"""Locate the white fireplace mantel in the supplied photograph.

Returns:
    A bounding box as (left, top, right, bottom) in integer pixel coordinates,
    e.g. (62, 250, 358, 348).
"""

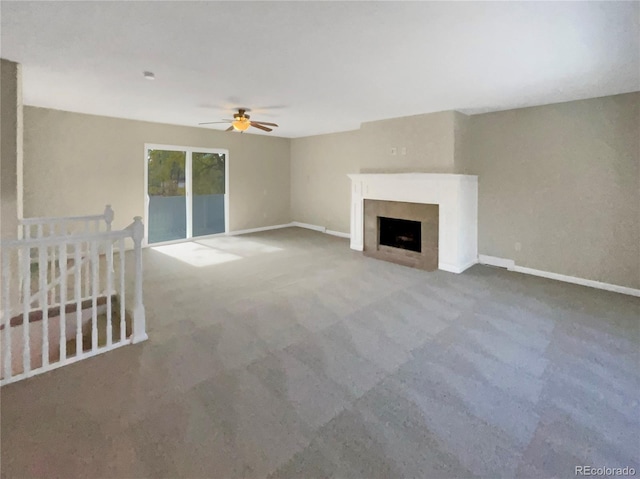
(347, 173, 478, 273)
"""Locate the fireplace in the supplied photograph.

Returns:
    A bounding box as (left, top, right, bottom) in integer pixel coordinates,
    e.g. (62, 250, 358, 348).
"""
(379, 217, 421, 252)
(364, 199, 439, 271)
(348, 173, 478, 273)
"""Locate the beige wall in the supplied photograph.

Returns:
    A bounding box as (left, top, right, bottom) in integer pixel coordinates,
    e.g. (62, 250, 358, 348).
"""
(291, 129, 361, 233)
(1, 58, 23, 240)
(23, 107, 291, 232)
(453, 111, 472, 174)
(21, 93, 640, 289)
(290, 111, 457, 233)
(470, 92, 640, 289)
(1, 58, 23, 309)
(290, 93, 639, 289)
(358, 111, 456, 174)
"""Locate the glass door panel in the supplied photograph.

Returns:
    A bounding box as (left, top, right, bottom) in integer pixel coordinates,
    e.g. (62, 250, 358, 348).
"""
(147, 149, 187, 243)
(192, 152, 226, 237)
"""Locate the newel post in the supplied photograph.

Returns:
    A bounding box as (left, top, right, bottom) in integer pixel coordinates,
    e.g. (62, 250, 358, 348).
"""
(104, 204, 114, 232)
(131, 216, 148, 344)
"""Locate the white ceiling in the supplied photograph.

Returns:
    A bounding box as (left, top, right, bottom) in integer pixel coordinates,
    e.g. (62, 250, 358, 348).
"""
(2, 1, 638, 138)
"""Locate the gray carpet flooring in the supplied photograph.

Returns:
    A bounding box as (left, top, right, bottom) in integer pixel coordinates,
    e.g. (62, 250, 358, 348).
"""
(1, 227, 639, 478)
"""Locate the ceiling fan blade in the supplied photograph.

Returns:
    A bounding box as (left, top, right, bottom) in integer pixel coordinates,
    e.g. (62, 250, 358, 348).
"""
(198, 121, 230, 125)
(250, 122, 272, 132)
(251, 121, 279, 127)
(225, 125, 235, 132)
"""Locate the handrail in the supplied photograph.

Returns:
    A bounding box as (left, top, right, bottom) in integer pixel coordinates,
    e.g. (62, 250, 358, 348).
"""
(1, 228, 131, 248)
(20, 214, 104, 225)
(18, 205, 114, 243)
(19, 205, 114, 226)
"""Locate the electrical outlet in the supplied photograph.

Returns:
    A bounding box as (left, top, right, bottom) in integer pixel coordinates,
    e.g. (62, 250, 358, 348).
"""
(515, 242, 522, 252)
(390, 147, 397, 156)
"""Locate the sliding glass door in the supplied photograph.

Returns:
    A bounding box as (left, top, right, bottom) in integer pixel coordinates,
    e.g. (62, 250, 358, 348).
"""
(192, 152, 226, 237)
(146, 145, 228, 245)
(147, 149, 187, 243)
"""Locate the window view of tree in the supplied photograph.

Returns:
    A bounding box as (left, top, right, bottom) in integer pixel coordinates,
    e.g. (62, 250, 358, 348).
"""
(193, 153, 225, 195)
(148, 150, 186, 196)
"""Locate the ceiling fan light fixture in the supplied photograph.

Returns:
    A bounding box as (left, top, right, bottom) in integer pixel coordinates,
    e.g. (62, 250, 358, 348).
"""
(199, 108, 276, 133)
(232, 118, 250, 131)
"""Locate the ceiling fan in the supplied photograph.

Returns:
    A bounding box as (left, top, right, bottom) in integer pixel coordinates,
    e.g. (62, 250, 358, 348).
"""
(198, 108, 279, 132)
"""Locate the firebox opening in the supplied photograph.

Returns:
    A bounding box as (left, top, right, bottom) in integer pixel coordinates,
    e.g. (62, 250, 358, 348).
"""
(378, 217, 422, 253)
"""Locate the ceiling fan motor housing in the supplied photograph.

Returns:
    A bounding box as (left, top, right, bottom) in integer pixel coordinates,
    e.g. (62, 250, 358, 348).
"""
(234, 109, 249, 120)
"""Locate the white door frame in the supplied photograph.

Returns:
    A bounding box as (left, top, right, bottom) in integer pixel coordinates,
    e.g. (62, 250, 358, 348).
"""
(143, 143, 230, 247)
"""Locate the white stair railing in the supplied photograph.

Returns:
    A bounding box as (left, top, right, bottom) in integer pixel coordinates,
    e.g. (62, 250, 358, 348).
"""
(0, 211, 146, 386)
(17, 205, 114, 307)
(19, 204, 114, 239)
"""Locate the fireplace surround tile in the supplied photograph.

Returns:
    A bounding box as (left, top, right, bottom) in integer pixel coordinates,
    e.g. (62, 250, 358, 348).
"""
(364, 200, 439, 271)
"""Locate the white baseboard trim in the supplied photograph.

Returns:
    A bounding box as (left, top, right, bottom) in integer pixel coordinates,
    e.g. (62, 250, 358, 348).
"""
(478, 254, 515, 269)
(230, 221, 351, 240)
(326, 229, 350, 239)
(511, 265, 640, 297)
(478, 254, 640, 297)
(291, 222, 326, 233)
(291, 222, 351, 239)
(227, 223, 293, 236)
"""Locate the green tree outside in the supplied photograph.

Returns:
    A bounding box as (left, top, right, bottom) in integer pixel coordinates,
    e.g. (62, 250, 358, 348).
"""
(147, 150, 186, 196)
(193, 152, 225, 195)
(147, 150, 225, 196)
